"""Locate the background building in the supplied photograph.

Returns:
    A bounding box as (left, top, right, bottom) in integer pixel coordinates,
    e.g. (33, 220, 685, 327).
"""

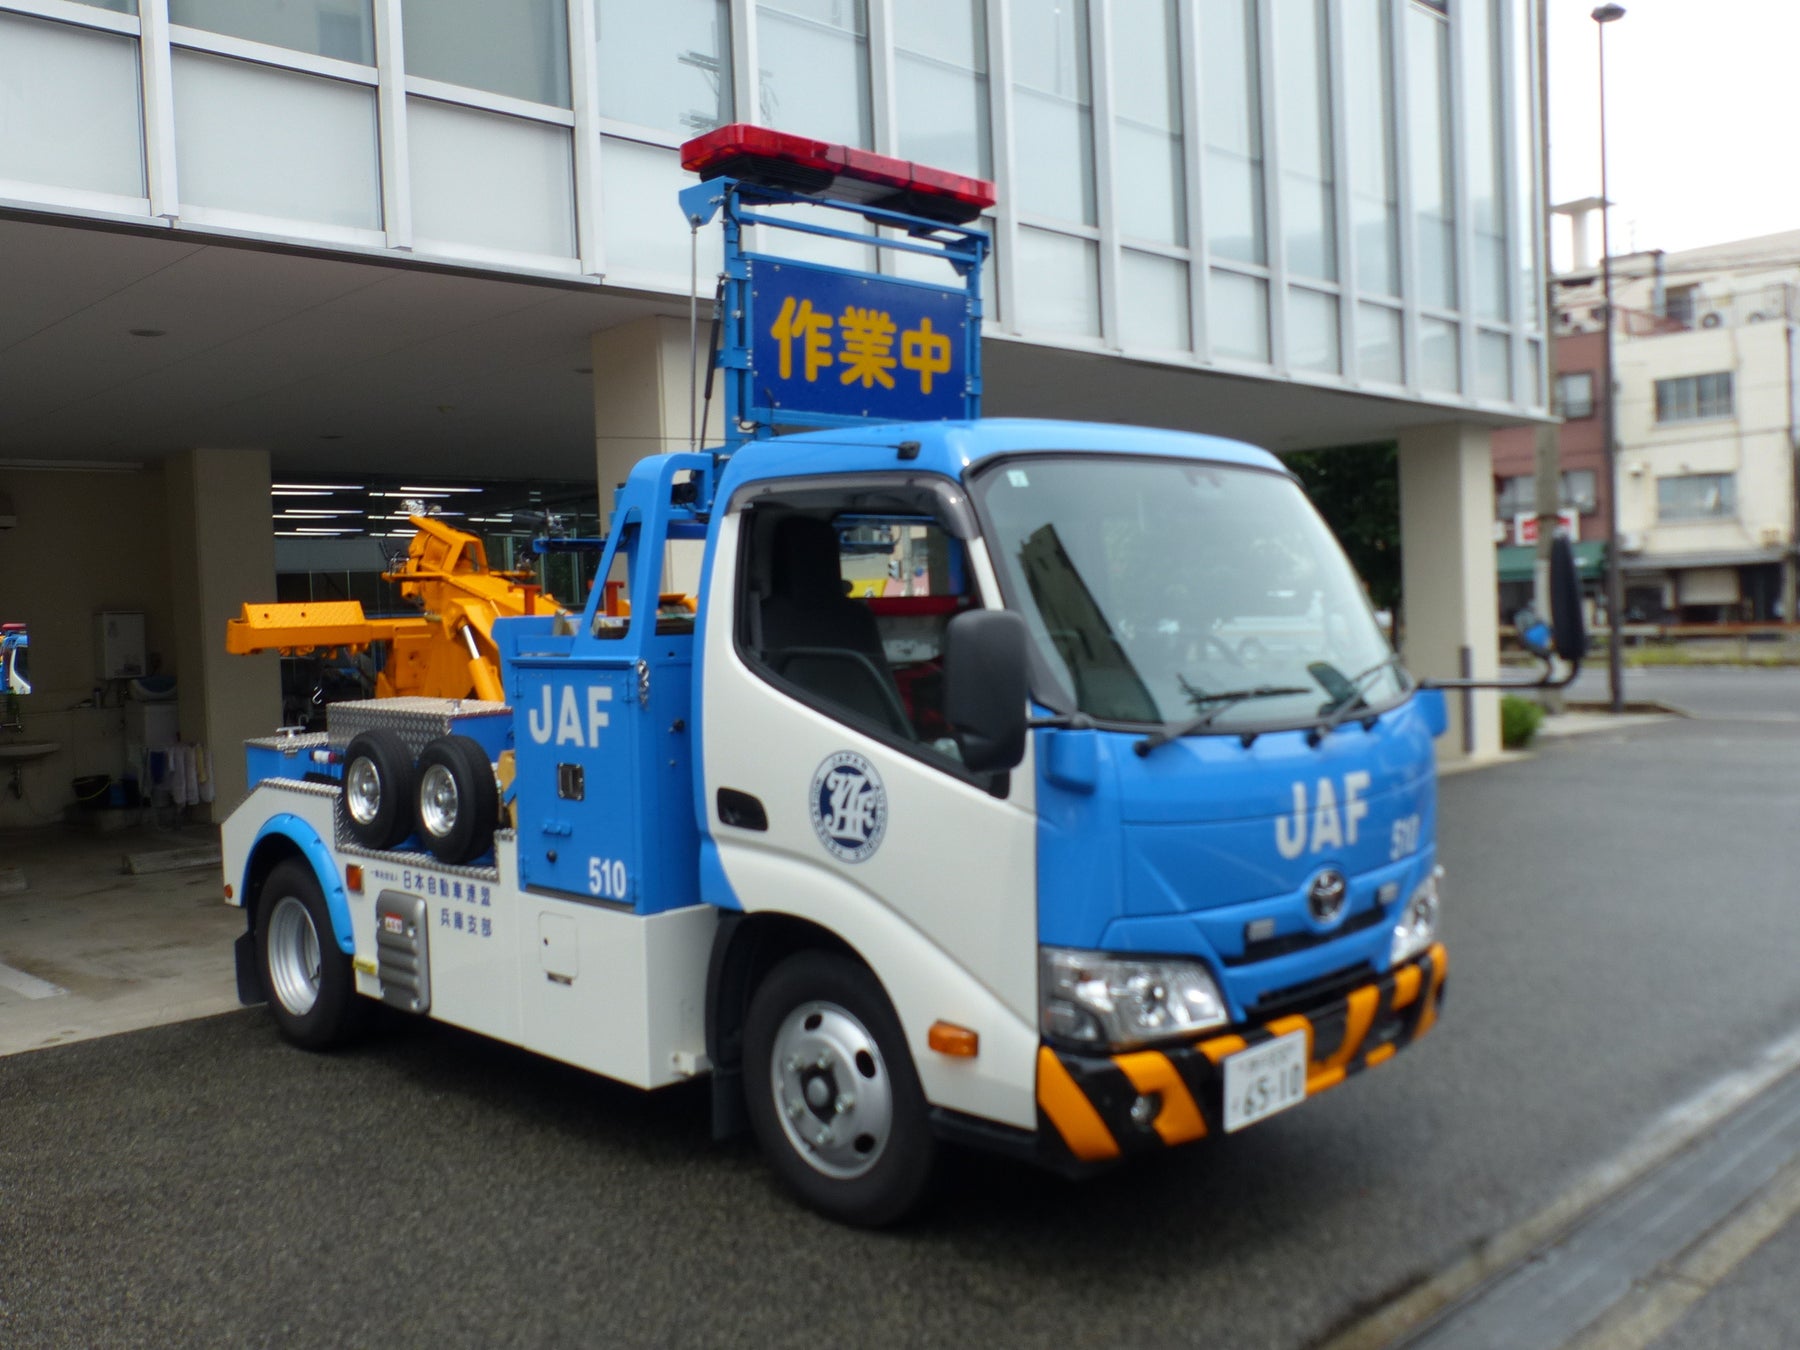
(1608, 231, 1800, 623)
(1489, 322, 1607, 620)
(0, 0, 1551, 826)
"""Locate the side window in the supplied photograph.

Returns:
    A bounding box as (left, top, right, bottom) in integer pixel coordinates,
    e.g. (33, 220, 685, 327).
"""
(738, 502, 977, 754)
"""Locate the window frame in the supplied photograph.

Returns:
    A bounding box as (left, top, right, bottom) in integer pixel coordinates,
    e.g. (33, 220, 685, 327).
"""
(1655, 472, 1738, 522)
(725, 474, 1004, 792)
(1555, 370, 1596, 421)
(1654, 371, 1735, 425)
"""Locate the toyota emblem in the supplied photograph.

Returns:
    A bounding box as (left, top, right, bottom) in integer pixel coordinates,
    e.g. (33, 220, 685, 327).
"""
(1307, 869, 1349, 925)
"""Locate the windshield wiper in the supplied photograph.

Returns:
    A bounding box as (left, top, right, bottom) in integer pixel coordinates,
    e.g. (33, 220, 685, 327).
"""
(1135, 684, 1312, 756)
(1314, 654, 1408, 736)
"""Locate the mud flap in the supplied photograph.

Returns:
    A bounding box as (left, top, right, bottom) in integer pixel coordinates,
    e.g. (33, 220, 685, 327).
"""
(234, 931, 265, 1006)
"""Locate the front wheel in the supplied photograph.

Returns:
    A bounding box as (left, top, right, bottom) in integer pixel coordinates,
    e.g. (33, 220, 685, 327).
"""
(743, 952, 935, 1226)
(255, 858, 366, 1049)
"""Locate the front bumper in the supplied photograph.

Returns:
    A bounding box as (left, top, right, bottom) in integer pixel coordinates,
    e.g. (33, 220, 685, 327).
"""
(1035, 943, 1447, 1166)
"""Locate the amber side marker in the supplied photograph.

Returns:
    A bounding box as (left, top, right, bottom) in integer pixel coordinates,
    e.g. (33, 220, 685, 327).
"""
(223, 883, 234, 900)
(345, 865, 363, 894)
(929, 1021, 979, 1057)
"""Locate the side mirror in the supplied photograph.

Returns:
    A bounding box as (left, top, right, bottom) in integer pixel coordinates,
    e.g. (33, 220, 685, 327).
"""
(1549, 535, 1587, 664)
(943, 610, 1030, 773)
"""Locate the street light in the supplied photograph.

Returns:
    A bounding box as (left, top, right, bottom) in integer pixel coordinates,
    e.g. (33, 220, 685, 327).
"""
(1594, 2, 1626, 715)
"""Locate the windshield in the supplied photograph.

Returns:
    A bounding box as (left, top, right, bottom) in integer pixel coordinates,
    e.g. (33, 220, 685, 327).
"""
(970, 454, 1407, 732)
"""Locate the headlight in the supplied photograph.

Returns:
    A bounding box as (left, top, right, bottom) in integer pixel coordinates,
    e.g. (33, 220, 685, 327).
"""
(1390, 865, 1443, 967)
(1040, 947, 1229, 1049)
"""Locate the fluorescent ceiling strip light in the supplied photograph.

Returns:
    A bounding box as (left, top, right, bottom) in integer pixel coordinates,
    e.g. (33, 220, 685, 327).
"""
(399, 485, 482, 493)
(271, 483, 364, 491)
(270, 489, 334, 497)
(0, 458, 144, 473)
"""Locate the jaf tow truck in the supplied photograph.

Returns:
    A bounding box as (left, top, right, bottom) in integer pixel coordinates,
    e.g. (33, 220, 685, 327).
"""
(221, 126, 1584, 1225)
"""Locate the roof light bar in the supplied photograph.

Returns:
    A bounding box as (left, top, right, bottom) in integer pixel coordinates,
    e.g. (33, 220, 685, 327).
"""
(680, 124, 995, 225)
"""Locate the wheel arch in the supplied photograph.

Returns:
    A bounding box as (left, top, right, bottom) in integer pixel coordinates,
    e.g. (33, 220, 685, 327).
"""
(243, 815, 354, 955)
(706, 910, 868, 1139)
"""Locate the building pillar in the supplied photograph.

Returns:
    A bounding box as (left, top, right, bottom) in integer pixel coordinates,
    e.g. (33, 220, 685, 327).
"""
(1398, 423, 1502, 761)
(592, 314, 724, 593)
(164, 448, 279, 822)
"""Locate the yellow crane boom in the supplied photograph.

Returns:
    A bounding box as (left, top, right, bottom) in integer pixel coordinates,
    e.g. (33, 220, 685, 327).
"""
(226, 516, 566, 702)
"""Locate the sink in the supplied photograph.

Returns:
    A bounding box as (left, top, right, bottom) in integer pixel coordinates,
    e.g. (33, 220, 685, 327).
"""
(0, 741, 59, 762)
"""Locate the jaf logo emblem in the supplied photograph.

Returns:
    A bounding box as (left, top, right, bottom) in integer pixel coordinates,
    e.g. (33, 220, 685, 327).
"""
(809, 751, 887, 863)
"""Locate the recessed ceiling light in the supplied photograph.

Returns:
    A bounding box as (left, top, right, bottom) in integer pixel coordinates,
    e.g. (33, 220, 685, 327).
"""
(128, 328, 167, 338)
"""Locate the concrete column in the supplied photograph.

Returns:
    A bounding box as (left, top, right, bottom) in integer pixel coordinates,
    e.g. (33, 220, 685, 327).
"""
(1398, 422, 1502, 761)
(592, 314, 724, 592)
(164, 448, 280, 821)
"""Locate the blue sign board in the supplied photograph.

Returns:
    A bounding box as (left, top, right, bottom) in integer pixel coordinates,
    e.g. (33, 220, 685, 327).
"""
(747, 259, 971, 426)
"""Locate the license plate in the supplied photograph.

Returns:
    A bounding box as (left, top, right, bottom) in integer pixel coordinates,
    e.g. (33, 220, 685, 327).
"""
(1222, 1030, 1309, 1133)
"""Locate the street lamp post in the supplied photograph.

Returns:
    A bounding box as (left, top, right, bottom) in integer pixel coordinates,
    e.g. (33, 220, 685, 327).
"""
(1594, 2, 1626, 714)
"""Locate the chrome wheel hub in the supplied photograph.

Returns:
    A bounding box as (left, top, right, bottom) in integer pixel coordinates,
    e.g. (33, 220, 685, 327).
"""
(267, 895, 321, 1017)
(771, 1001, 893, 1179)
(345, 757, 382, 826)
(419, 763, 459, 838)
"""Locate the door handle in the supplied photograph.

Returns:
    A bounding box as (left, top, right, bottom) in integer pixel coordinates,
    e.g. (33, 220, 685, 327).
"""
(716, 788, 768, 831)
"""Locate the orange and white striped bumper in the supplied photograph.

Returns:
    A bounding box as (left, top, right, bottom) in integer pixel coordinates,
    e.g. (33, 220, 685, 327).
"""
(1036, 944, 1448, 1166)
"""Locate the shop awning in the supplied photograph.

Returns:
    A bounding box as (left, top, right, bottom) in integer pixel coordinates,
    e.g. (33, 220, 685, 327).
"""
(1495, 541, 1606, 583)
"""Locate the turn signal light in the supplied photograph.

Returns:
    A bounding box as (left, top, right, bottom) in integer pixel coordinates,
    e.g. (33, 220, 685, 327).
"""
(345, 864, 363, 894)
(928, 1021, 980, 1057)
(222, 883, 233, 900)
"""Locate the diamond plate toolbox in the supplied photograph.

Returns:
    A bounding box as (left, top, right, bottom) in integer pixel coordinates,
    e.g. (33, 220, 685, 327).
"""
(326, 697, 512, 761)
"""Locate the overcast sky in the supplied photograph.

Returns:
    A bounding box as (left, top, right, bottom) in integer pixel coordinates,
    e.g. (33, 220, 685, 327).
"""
(1545, 0, 1799, 262)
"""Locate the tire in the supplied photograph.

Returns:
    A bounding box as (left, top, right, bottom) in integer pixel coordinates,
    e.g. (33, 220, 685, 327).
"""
(254, 858, 366, 1049)
(743, 951, 936, 1226)
(341, 728, 414, 850)
(414, 735, 498, 865)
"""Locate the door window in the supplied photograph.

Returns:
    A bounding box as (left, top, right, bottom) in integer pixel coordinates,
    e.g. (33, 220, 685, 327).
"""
(737, 500, 977, 754)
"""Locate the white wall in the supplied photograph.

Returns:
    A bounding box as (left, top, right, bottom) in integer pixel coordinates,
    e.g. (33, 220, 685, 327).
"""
(1614, 322, 1795, 559)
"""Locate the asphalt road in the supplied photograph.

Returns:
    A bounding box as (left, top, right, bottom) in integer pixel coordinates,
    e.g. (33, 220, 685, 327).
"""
(1567, 661, 1800, 721)
(4, 704, 1800, 1349)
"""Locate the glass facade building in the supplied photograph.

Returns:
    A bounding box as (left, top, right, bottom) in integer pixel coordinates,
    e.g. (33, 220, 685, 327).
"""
(0, 0, 1547, 413)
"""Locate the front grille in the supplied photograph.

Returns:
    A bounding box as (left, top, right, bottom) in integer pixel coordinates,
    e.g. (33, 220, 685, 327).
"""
(1249, 962, 1375, 1022)
(1223, 905, 1386, 967)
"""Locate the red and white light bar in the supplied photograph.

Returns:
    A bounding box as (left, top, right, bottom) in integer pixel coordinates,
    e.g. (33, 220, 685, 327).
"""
(680, 124, 995, 226)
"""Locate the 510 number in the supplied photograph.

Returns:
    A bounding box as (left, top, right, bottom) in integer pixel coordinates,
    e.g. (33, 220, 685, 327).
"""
(587, 856, 628, 901)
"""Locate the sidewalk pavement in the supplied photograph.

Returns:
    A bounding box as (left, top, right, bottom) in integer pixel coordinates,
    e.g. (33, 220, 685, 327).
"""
(0, 821, 240, 1057)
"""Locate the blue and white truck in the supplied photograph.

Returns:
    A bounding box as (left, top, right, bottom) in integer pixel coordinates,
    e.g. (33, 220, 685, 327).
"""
(220, 128, 1580, 1225)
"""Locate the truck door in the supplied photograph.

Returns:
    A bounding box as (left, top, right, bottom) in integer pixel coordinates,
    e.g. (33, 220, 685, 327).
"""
(698, 476, 1039, 1129)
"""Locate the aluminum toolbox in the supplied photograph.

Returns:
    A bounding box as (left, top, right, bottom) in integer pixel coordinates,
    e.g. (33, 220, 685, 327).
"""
(325, 697, 512, 762)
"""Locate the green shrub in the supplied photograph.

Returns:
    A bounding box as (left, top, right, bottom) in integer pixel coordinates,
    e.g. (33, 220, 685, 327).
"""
(1500, 694, 1545, 749)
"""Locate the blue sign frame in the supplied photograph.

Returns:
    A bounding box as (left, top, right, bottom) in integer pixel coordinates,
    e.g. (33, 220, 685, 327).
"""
(678, 178, 988, 454)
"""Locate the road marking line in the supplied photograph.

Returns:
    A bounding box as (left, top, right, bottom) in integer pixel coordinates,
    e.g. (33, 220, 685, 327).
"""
(1565, 1156, 1800, 1350)
(1317, 1022, 1800, 1350)
(0, 960, 66, 1000)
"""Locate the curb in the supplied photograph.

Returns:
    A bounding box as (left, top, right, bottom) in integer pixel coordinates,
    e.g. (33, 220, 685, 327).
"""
(1561, 699, 1691, 718)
